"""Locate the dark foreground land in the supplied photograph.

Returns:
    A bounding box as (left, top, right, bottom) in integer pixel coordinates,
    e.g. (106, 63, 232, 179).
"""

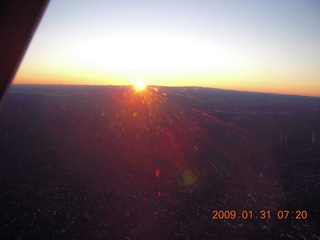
(0, 85, 320, 239)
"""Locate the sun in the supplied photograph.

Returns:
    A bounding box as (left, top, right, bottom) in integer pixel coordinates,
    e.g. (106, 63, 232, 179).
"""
(134, 79, 146, 91)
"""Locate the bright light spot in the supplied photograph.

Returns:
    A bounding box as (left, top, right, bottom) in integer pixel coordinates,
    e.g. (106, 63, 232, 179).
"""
(68, 33, 246, 76)
(134, 79, 146, 91)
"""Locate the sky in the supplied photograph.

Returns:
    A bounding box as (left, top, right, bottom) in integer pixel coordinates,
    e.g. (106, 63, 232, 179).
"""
(13, 0, 320, 96)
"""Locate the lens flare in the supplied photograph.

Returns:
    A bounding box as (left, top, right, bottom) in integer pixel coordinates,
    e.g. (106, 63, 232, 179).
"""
(179, 169, 199, 187)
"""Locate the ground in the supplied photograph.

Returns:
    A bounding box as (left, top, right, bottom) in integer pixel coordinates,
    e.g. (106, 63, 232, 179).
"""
(0, 85, 319, 239)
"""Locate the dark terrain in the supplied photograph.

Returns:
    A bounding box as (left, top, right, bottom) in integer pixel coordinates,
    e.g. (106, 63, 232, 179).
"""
(0, 85, 320, 239)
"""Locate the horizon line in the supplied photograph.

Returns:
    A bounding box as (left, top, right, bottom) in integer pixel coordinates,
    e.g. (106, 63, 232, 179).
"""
(11, 83, 320, 98)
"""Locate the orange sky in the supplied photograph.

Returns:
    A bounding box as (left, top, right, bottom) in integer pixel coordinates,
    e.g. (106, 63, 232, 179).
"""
(13, 0, 320, 97)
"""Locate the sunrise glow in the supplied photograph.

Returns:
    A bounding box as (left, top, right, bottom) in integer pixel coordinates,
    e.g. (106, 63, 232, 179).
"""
(12, 0, 320, 97)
